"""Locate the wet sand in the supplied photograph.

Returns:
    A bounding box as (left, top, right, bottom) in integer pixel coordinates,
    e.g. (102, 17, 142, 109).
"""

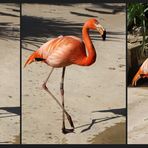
(89, 122, 126, 144)
(22, 3, 126, 144)
(12, 135, 20, 144)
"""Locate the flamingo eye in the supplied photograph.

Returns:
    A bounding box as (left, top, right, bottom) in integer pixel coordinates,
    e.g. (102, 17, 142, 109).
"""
(35, 58, 44, 61)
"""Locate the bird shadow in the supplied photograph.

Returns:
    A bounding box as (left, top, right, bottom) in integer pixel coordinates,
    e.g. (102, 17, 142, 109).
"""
(75, 108, 125, 133)
(77, 116, 121, 133)
(0, 107, 20, 118)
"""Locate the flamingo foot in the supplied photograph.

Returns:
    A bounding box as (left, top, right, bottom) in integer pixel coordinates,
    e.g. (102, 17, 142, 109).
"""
(42, 83, 48, 90)
(62, 127, 74, 134)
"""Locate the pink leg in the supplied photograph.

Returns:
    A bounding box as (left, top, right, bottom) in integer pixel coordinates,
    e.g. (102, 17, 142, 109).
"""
(42, 67, 74, 134)
(43, 67, 54, 86)
(60, 67, 74, 134)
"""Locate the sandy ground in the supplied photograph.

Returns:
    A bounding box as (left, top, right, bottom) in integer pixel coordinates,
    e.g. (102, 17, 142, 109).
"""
(0, 4, 20, 144)
(22, 3, 126, 144)
(128, 86, 148, 144)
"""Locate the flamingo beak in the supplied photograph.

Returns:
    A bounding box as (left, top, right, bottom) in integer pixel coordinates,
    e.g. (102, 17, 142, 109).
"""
(24, 59, 35, 68)
(96, 24, 106, 41)
(24, 54, 36, 68)
(102, 30, 106, 41)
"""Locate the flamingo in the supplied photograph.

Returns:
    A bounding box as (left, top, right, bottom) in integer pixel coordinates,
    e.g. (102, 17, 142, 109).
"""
(24, 18, 106, 134)
(132, 58, 148, 86)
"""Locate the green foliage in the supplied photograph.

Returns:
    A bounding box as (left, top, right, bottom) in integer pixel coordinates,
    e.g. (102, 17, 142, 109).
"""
(127, 3, 148, 57)
(127, 3, 145, 28)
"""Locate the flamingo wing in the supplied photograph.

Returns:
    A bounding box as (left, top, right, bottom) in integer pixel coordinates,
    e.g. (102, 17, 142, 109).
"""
(24, 35, 87, 68)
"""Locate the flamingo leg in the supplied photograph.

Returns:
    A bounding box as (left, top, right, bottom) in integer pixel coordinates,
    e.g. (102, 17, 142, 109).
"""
(43, 67, 54, 85)
(42, 67, 74, 134)
(60, 67, 74, 134)
(61, 67, 66, 132)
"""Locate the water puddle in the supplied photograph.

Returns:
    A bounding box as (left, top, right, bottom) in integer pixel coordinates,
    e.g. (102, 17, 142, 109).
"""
(12, 135, 20, 144)
(89, 122, 126, 144)
(0, 135, 20, 144)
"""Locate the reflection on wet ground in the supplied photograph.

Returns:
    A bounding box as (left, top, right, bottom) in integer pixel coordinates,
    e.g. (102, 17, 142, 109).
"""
(12, 135, 20, 144)
(88, 122, 125, 144)
(0, 135, 20, 144)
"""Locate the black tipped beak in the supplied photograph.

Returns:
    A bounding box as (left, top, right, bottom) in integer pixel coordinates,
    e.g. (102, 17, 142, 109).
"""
(102, 30, 106, 41)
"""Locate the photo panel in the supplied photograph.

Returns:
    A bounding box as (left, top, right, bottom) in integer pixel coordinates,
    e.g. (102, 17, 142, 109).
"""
(0, 2, 20, 144)
(22, 1, 126, 144)
(127, 2, 148, 144)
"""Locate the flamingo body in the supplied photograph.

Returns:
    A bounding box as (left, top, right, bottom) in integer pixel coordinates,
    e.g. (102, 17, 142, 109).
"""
(132, 58, 148, 86)
(35, 35, 87, 67)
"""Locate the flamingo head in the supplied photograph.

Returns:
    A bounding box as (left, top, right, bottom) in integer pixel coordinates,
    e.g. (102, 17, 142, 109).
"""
(24, 51, 44, 68)
(85, 18, 106, 40)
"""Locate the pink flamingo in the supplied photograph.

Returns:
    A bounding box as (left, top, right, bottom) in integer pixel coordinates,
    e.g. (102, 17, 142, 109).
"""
(132, 58, 148, 86)
(24, 18, 106, 134)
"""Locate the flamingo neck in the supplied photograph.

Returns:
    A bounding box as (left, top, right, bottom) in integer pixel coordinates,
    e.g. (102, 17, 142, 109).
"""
(81, 24, 96, 66)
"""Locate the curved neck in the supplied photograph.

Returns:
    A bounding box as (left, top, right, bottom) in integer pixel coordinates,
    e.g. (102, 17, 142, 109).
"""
(81, 24, 96, 66)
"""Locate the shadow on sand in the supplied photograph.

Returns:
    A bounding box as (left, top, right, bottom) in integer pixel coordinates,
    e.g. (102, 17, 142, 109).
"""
(22, 15, 107, 51)
(22, 1, 125, 49)
(0, 107, 20, 118)
(0, 22, 19, 41)
(0, 3, 20, 41)
(75, 108, 125, 133)
(22, 15, 124, 51)
(22, 0, 125, 13)
(92, 108, 126, 116)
